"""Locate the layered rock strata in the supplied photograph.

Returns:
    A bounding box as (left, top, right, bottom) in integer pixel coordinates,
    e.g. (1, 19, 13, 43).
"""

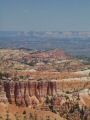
(1, 80, 57, 106)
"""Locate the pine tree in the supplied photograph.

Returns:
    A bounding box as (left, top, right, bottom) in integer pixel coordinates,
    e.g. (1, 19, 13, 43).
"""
(34, 113, 37, 120)
(15, 112, 19, 120)
(0, 114, 3, 120)
(29, 113, 33, 120)
(5, 111, 11, 120)
(23, 110, 27, 120)
(46, 116, 50, 120)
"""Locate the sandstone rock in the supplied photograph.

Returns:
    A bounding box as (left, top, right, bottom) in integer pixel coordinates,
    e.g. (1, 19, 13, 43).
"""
(2, 80, 57, 107)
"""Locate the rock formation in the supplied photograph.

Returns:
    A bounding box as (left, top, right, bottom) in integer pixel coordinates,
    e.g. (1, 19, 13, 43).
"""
(0, 78, 90, 107)
(0, 80, 57, 106)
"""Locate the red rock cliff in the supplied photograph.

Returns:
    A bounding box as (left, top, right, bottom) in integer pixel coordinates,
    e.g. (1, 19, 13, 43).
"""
(2, 80, 57, 106)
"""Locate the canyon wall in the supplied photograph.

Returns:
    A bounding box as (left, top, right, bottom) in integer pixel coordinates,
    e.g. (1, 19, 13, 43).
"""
(2, 80, 57, 106)
(0, 79, 90, 107)
(57, 79, 90, 92)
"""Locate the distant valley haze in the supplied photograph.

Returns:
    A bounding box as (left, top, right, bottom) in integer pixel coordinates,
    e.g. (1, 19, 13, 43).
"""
(0, 31, 90, 57)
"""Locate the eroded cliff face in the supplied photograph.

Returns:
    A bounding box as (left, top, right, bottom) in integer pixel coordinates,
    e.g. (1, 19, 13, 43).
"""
(1, 78, 90, 107)
(57, 79, 90, 92)
(2, 80, 57, 106)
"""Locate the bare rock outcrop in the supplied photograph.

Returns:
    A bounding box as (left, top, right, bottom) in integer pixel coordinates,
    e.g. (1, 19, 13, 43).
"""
(1, 80, 57, 106)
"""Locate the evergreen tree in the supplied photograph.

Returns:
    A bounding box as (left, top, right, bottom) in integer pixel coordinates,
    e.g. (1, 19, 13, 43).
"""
(29, 113, 33, 120)
(5, 111, 11, 120)
(0, 114, 3, 120)
(15, 112, 19, 120)
(34, 113, 37, 120)
(46, 116, 50, 120)
(22, 110, 27, 120)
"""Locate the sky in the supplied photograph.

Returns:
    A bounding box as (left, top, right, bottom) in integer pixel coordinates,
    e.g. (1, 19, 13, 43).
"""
(0, 0, 90, 31)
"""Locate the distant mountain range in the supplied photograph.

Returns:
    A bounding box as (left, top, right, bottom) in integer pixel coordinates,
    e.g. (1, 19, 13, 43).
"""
(1, 31, 90, 38)
(0, 31, 90, 57)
